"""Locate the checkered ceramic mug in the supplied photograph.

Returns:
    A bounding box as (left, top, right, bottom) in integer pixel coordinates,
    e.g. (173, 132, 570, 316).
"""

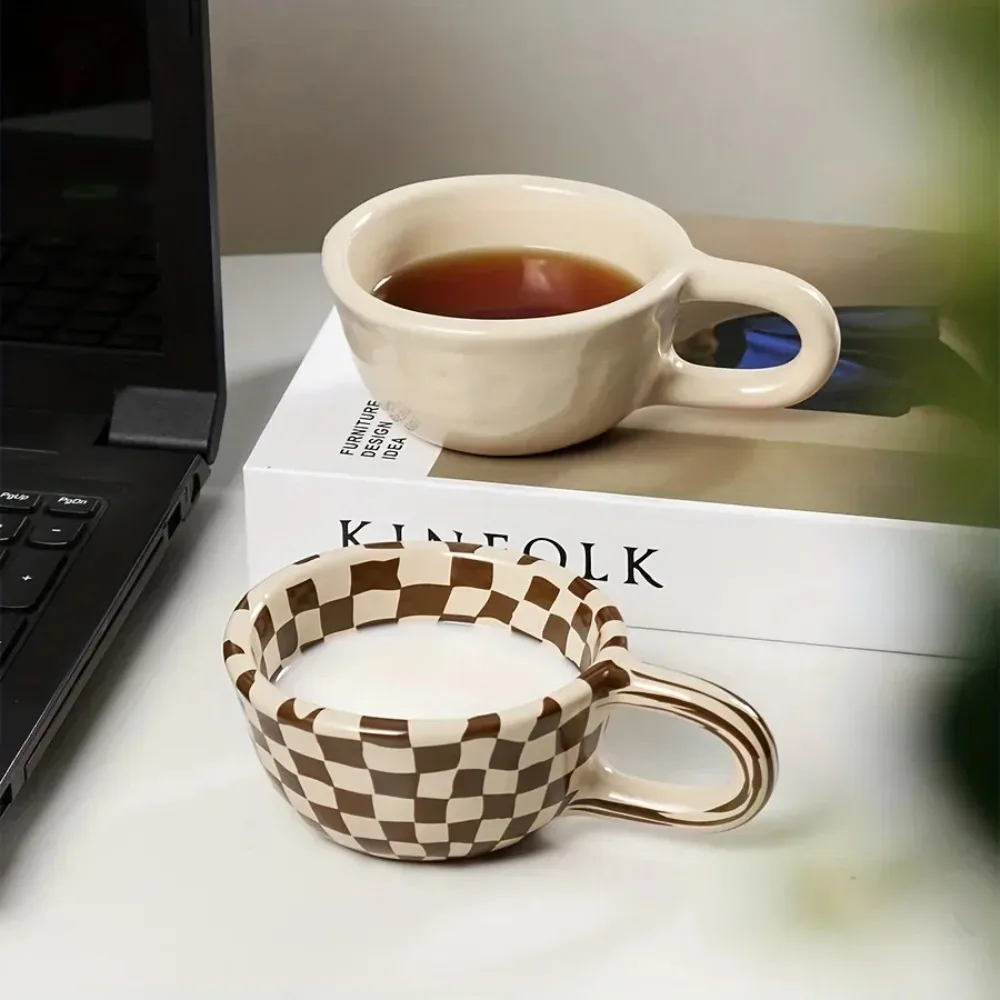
(224, 541, 777, 861)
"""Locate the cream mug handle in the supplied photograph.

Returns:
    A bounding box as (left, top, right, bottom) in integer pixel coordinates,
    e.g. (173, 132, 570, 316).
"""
(570, 657, 777, 831)
(647, 250, 841, 408)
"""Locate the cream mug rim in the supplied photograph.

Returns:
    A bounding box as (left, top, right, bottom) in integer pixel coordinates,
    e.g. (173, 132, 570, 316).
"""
(320, 174, 693, 343)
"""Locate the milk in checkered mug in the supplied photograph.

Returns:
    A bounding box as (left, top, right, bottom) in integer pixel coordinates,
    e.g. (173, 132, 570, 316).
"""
(321, 174, 841, 457)
(224, 542, 776, 861)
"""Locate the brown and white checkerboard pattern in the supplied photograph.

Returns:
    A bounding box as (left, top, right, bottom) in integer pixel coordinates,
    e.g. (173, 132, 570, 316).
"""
(224, 541, 776, 860)
(223, 541, 633, 860)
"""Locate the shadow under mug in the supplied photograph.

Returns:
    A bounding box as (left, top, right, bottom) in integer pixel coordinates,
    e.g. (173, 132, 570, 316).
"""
(224, 541, 777, 861)
(322, 174, 841, 456)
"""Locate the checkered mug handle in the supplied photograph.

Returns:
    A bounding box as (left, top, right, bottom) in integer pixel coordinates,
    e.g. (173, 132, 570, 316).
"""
(569, 659, 777, 831)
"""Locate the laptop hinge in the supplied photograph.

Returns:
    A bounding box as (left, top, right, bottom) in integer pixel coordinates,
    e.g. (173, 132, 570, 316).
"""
(108, 385, 217, 455)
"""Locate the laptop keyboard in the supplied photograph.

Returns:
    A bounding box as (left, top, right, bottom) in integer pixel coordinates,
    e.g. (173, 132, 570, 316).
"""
(0, 489, 105, 676)
(0, 234, 163, 353)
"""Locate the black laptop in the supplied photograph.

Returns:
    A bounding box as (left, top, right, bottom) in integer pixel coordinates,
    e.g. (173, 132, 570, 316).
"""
(0, 0, 223, 820)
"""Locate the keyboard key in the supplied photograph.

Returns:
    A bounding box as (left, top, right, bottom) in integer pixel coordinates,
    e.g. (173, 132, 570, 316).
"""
(0, 485, 102, 660)
(0, 549, 65, 610)
(46, 495, 99, 517)
(17, 307, 66, 332)
(28, 519, 84, 548)
(69, 254, 110, 275)
(67, 314, 118, 334)
(83, 293, 129, 316)
(0, 516, 26, 543)
(50, 271, 95, 291)
(56, 329, 105, 347)
(0, 614, 26, 663)
(1, 285, 26, 309)
(28, 289, 78, 311)
(91, 237, 132, 255)
(105, 274, 154, 297)
(13, 247, 48, 268)
(3, 264, 45, 287)
(0, 491, 39, 512)
(35, 234, 77, 250)
(127, 313, 162, 331)
(135, 294, 160, 319)
(35, 245, 73, 265)
(122, 258, 158, 277)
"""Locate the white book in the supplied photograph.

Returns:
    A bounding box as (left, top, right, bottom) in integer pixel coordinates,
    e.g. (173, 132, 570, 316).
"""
(244, 309, 995, 659)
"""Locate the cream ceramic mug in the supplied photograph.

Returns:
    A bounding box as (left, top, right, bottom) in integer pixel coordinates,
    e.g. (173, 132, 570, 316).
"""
(322, 175, 841, 456)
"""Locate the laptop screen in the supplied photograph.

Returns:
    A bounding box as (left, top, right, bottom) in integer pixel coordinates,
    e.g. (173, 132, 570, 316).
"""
(1, 0, 163, 354)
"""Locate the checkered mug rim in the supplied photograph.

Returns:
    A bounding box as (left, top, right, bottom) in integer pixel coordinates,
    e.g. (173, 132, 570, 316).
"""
(224, 541, 629, 734)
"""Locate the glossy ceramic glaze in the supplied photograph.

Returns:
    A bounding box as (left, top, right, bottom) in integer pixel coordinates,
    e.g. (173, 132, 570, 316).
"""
(224, 541, 777, 861)
(322, 175, 841, 456)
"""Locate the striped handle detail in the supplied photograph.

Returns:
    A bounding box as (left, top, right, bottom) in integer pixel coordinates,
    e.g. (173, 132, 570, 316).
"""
(569, 659, 777, 831)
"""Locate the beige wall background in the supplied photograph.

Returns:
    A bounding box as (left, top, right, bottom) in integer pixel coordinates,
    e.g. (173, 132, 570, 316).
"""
(209, 0, 937, 255)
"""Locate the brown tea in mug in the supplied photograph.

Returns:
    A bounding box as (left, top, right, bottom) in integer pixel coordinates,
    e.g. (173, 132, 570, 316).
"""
(373, 248, 642, 320)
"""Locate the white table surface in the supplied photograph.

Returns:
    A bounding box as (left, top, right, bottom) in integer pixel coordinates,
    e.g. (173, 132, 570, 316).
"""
(1, 255, 996, 1000)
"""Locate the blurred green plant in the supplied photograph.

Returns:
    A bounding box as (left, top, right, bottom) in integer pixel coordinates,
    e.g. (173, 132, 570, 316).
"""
(897, 0, 998, 408)
(895, 0, 998, 851)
